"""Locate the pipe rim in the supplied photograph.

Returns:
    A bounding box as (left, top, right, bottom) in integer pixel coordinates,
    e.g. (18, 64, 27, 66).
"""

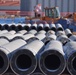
(67, 52, 76, 75)
(39, 50, 66, 75)
(10, 49, 37, 75)
(0, 50, 9, 74)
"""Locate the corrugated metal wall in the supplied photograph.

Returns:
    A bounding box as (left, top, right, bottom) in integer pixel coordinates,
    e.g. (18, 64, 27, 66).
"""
(20, 0, 76, 15)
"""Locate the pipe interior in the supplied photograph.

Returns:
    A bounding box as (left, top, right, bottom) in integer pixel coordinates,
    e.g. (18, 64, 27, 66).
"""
(31, 26, 36, 30)
(38, 27, 43, 31)
(0, 25, 2, 30)
(44, 27, 49, 31)
(44, 54, 61, 70)
(0, 55, 4, 68)
(4, 25, 9, 30)
(17, 25, 23, 31)
(72, 56, 76, 71)
(16, 54, 32, 69)
(57, 28, 63, 31)
(67, 34, 72, 38)
(11, 25, 16, 30)
(51, 28, 56, 32)
(24, 26, 29, 31)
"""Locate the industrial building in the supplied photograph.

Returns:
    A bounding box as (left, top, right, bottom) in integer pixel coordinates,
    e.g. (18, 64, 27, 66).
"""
(20, 0, 76, 16)
(0, 0, 76, 16)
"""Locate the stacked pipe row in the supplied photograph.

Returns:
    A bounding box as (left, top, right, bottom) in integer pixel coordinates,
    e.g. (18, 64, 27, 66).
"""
(0, 23, 76, 75)
(0, 23, 63, 32)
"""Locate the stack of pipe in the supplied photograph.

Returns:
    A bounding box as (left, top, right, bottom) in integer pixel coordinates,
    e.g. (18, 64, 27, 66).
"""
(0, 39, 27, 74)
(0, 23, 76, 75)
(10, 40, 44, 75)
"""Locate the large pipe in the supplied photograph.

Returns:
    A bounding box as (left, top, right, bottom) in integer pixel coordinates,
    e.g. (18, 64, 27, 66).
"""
(12, 33, 35, 42)
(0, 30, 8, 35)
(37, 30, 46, 34)
(39, 40, 66, 75)
(46, 30, 55, 37)
(3, 24, 10, 30)
(0, 39, 27, 74)
(10, 40, 44, 75)
(57, 34, 69, 45)
(0, 38, 9, 46)
(35, 33, 46, 41)
(28, 30, 37, 35)
(69, 35, 76, 41)
(56, 31, 65, 37)
(16, 24, 23, 31)
(23, 23, 31, 31)
(10, 24, 17, 31)
(0, 24, 3, 30)
(8, 30, 16, 35)
(18, 30, 27, 35)
(50, 23, 56, 31)
(37, 24, 43, 31)
(31, 23, 37, 30)
(64, 41, 76, 75)
(56, 23, 64, 31)
(65, 29, 72, 37)
(44, 23, 50, 31)
(0, 33, 23, 41)
(43, 34, 57, 45)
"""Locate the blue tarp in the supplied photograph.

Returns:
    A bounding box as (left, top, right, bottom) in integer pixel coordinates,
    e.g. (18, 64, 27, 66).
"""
(0, 17, 25, 24)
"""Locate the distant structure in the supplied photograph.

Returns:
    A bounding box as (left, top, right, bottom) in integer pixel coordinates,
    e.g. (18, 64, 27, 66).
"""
(0, 0, 20, 16)
(20, 0, 76, 16)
